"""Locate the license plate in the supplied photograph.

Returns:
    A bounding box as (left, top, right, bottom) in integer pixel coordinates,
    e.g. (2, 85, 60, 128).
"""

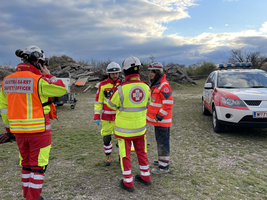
(253, 111, 267, 118)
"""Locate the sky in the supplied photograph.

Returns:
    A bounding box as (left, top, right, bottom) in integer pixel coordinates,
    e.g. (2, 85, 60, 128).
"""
(0, 0, 267, 67)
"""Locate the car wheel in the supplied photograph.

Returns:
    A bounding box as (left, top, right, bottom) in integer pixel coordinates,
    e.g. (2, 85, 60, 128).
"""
(202, 98, 210, 115)
(212, 107, 225, 133)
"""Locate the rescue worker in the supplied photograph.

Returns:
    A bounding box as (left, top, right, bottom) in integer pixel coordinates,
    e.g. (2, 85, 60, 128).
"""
(94, 62, 121, 166)
(0, 45, 67, 200)
(146, 62, 173, 174)
(107, 56, 151, 192)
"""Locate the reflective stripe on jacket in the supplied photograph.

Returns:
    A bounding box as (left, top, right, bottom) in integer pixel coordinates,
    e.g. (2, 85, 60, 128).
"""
(107, 76, 150, 139)
(2, 71, 45, 133)
(146, 74, 173, 127)
(0, 63, 67, 134)
(94, 77, 121, 121)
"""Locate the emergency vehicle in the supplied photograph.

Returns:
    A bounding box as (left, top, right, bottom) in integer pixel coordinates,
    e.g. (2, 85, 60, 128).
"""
(202, 62, 267, 133)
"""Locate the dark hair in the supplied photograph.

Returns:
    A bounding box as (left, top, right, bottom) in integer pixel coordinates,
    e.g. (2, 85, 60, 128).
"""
(151, 70, 161, 77)
(124, 66, 140, 76)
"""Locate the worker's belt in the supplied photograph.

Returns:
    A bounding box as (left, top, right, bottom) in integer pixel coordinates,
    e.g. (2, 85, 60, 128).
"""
(22, 165, 48, 174)
(42, 100, 52, 107)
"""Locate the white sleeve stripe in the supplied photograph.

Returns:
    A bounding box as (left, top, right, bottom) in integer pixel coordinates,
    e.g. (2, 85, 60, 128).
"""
(159, 109, 168, 116)
(162, 100, 173, 104)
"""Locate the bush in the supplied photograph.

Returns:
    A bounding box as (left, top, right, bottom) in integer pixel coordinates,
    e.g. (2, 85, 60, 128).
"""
(193, 61, 216, 76)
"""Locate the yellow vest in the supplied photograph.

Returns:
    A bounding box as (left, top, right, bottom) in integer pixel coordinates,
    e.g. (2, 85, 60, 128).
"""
(108, 79, 150, 139)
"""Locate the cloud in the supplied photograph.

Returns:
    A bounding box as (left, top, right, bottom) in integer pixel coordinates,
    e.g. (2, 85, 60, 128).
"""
(225, 24, 228, 26)
(260, 22, 267, 33)
(0, 0, 266, 67)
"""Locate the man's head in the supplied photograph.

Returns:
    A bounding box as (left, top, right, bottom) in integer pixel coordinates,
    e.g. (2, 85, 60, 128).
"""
(106, 62, 121, 81)
(15, 45, 47, 69)
(148, 62, 164, 81)
(15, 45, 49, 75)
(122, 56, 141, 76)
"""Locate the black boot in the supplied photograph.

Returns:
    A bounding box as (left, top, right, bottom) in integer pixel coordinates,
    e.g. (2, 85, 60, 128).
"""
(135, 174, 151, 185)
(119, 179, 134, 192)
(38, 196, 53, 200)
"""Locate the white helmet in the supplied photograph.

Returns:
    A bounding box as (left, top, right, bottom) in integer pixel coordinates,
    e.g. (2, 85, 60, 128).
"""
(148, 62, 163, 72)
(24, 45, 45, 62)
(122, 56, 141, 70)
(106, 62, 121, 73)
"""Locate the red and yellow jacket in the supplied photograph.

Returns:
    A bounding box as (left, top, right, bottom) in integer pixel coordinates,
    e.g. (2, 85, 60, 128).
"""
(107, 74, 150, 139)
(0, 63, 67, 134)
(146, 74, 173, 127)
(94, 77, 121, 121)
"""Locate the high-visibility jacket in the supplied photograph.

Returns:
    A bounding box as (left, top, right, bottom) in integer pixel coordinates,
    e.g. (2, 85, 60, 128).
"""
(146, 74, 173, 127)
(0, 63, 67, 134)
(94, 77, 121, 121)
(107, 74, 150, 139)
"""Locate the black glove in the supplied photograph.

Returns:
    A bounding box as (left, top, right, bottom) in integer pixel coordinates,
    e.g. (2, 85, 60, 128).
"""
(0, 133, 16, 144)
(155, 114, 164, 122)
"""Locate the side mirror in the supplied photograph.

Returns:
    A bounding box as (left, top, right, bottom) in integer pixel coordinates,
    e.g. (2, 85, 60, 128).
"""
(204, 83, 213, 89)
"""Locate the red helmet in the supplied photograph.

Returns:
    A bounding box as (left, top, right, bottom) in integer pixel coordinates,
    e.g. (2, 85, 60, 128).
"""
(148, 62, 163, 72)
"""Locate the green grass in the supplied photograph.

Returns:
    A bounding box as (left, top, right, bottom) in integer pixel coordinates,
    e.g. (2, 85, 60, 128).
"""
(1, 79, 267, 199)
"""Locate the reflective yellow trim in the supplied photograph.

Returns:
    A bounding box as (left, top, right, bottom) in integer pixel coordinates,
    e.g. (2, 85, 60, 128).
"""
(118, 139, 126, 171)
(11, 127, 45, 132)
(9, 118, 44, 122)
(144, 135, 147, 153)
(26, 93, 33, 119)
(19, 153, 23, 166)
(38, 145, 51, 167)
(9, 118, 45, 132)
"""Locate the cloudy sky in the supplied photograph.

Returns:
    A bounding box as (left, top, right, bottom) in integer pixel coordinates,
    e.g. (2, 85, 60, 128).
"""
(1, 0, 267, 67)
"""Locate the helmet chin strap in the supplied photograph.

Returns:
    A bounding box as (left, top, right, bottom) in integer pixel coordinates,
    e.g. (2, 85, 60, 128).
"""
(28, 58, 41, 70)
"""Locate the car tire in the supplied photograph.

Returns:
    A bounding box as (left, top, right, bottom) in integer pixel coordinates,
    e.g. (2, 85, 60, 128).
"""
(202, 98, 210, 115)
(212, 107, 225, 133)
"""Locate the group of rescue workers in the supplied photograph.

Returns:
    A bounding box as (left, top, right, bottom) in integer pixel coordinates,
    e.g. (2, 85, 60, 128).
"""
(0, 45, 173, 199)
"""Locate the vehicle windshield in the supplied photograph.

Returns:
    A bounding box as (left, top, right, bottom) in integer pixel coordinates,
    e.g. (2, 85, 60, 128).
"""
(217, 71, 267, 88)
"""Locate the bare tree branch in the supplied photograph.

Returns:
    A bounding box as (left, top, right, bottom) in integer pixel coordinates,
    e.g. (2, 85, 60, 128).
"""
(228, 48, 267, 69)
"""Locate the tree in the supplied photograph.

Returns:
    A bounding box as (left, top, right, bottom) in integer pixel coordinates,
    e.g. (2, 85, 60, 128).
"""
(193, 61, 216, 76)
(186, 64, 198, 76)
(228, 48, 267, 69)
(149, 55, 155, 63)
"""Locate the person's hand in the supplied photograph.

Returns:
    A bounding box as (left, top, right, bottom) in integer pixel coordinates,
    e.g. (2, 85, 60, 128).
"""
(40, 64, 50, 76)
(0, 133, 15, 144)
(94, 120, 100, 126)
(155, 114, 163, 122)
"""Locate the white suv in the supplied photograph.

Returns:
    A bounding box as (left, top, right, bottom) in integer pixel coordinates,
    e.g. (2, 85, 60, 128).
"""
(202, 63, 267, 133)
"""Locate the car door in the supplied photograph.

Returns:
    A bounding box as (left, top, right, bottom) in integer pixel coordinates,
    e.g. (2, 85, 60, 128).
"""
(203, 72, 216, 111)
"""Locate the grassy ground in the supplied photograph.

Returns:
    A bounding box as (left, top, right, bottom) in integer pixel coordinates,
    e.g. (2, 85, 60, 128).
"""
(1, 79, 267, 200)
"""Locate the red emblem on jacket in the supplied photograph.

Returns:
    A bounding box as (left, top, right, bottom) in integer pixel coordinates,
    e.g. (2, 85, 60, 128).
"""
(130, 86, 145, 104)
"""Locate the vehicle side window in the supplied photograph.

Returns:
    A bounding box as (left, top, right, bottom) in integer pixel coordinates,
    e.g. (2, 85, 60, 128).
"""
(206, 72, 215, 88)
